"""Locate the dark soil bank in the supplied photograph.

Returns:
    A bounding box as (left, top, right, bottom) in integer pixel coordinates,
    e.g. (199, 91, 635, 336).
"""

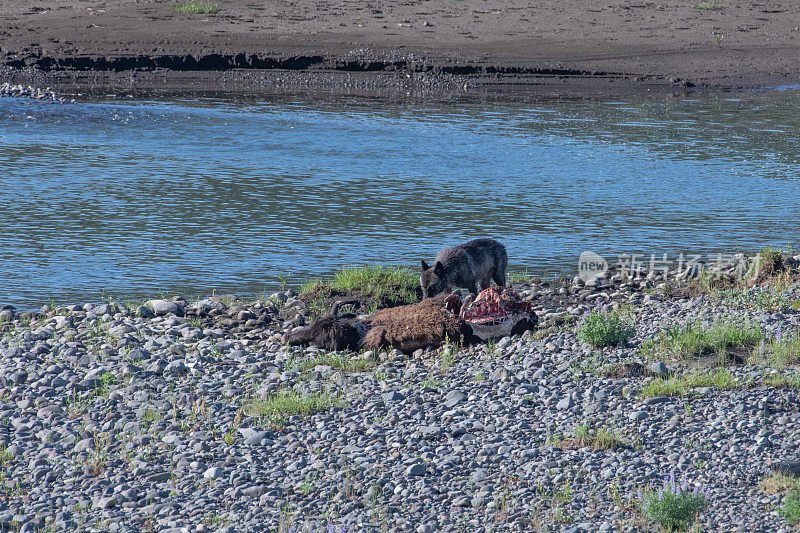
(2, 0, 800, 96)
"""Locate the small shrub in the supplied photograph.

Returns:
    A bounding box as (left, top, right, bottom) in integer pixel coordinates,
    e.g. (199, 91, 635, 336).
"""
(781, 490, 800, 526)
(639, 473, 708, 531)
(172, 0, 219, 14)
(576, 309, 635, 347)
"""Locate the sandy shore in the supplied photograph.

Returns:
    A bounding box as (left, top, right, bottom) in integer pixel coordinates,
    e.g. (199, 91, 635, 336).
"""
(2, 0, 800, 96)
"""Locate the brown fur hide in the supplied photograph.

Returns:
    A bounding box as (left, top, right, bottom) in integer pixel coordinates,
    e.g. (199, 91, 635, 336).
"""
(286, 301, 362, 351)
(361, 294, 472, 354)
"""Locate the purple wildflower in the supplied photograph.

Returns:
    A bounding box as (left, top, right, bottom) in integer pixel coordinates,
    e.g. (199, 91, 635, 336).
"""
(777, 323, 782, 343)
(760, 339, 765, 355)
(658, 489, 664, 500)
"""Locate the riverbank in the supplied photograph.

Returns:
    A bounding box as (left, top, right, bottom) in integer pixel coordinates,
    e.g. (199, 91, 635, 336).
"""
(1, 254, 800, 531)
(2, 0, 800, 97)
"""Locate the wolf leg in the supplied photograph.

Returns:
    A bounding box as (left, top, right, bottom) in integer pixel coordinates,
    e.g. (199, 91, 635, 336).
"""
(492, 269, 506, 287)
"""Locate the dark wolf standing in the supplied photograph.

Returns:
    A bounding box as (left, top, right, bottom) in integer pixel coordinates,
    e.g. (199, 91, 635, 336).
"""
(420, 238, 508, 298)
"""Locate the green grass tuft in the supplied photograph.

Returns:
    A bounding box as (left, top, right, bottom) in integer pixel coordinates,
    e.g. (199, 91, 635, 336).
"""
(761, 472, 800, 494)
(751, 331, 800, 368)
(507, 270, 533, 283)
(285, 351, 378, 373)
(420, 378, 444, 388)
(568, 424, 627, 450)
(640, 369, 744, 398)
(0, 444, 13, 466)
(781, 491, 800, 526)
(696, 0, 723, 9)
(301, 265, 420, 310)
(762, 373, 800, 389)
(576, 310, 635, 348)
(645, 320, 762, 360)
(172, 0, 219, 13)
(249, 390, 343, 420)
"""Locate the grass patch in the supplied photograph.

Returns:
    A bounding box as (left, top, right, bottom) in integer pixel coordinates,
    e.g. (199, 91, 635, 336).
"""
(286, 351, 378, 373)
(696, 0, 723, 9)
(576, 309, 635, 348)
(507, 270, 533, 283)
(751, 329, 800, 368)
(639, 474, 708, 532)
(750, 246, 784, 278)
(551, 424, 627, 450)
(0, 445, 13, 466)
(301, 265, 420, 312)
(420, 378, 444, 388)
(639, 369, 744, 398)
(714, 269, 798, 310)
(249, 390, 343, 420)
(644, 320, 762, 361)
(762, 373, 800, 389)
(760, 472, 800, 495)
(781, 491, 800, 526)
(172, 0, 219, 14)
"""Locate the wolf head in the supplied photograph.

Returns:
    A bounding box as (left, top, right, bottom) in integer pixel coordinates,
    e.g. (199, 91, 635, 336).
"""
(420, 260, 448, 299)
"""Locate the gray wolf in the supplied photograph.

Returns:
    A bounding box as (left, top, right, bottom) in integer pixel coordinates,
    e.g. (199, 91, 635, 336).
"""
(420, 238, 507, 298)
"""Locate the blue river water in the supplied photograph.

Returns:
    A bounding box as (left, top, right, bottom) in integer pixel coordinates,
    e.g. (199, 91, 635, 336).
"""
(1, 91, 799, 309)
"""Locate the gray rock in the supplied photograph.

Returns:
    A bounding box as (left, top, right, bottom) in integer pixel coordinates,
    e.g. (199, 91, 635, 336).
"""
(74, 438, 94, 453)
(649, 361, 668, 376)
(147, 299, 185, 317)
(204, 467, 222, 479)
(136, 305, 155, 318)
(406, 463, 426, 476)
(444, 390, 465, 408)
(556, 396, 574, 410)
(383, 391, 404, 402)
(244, 431, 270, 446)
(164, 360, 187, 375)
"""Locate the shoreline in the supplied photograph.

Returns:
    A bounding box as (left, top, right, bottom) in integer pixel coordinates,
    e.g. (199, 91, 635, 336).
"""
(3, 1, 800, 98)
(0, 65, 700, 101)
